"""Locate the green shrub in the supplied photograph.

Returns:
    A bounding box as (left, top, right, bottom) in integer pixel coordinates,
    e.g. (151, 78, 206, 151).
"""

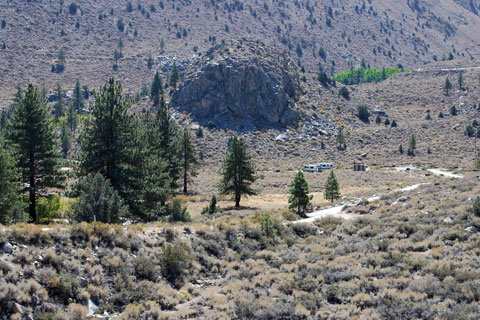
(37, 195, 61, 223)
(167, 199, 191, 222)
(160, 243, 192, 287)
(338, 86, 349, 100)
(357, 105, 370, 122)
(334, 66, 407, 85)
(71, 173, 129, 223)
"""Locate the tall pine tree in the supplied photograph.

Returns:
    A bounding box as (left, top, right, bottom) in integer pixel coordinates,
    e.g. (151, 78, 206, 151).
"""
(288, 171, 312, 218)
(53, 84, 65, 121)
(169, 62, 180, 89)
(180, 127, 200, 193)
(72, 79, 83, 114)
(155, 96, 181, 198)
(219, 136, 257, 207)
(8, 84, 64, 222)
(324, 171, 340, 203)
(79, 78, 139, 213)
(150, 71, 164, 106)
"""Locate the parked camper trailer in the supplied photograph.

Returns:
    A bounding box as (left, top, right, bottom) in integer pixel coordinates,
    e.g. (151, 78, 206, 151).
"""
(302, 165, 318, 173)
(315, 163, 334, 170)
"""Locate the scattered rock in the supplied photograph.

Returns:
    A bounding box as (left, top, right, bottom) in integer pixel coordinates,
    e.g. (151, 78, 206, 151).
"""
(443, 217, 453, 223)
(275, 133, 288, 142)
(465, 226, 479, 233)
(12, 303, 25, 315)
(2, 242, 13, 253)
(392, 196, 410, 205)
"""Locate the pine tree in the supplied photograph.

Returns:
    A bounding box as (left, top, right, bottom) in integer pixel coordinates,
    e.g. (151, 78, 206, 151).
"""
(443, 77, 452, 96)
(391, 119, 397, 128)
(180, 128, 200, 193)
(60, 121, 72, 158)
(150, 72, 164, 106)
(137, 112, 172, 218)
(457, 71, 464, 89)
(219, 136, 257, 207)
(72, 79, 83, 114)
(288, 171, 313, 218)
(475, 151, 480, 170)
(0, 136, 23, 224)
(8, 84, 64, 222)
(169, 62, 180, 89)
(79, 78, 139, 214)
(324, 171, 340, 203)
(67, 101, 78, 131)
(407, 134, 416, 156)
(375, 115, 382, 124)
(155, 96, 181, 196)
(399, 144, 404, 154)
(53, 84, 65, 121)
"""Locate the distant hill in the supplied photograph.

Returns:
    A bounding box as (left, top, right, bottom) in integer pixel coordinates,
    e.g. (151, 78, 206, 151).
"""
(1, 0, 480, 108)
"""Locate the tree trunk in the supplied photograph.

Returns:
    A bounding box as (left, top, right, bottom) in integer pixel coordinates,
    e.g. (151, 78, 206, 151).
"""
(235, 188, 241, 207)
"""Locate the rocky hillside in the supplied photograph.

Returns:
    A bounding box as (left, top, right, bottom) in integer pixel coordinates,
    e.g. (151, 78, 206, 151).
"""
(2, 0, 480, 107)
(170, 40, 301, 130)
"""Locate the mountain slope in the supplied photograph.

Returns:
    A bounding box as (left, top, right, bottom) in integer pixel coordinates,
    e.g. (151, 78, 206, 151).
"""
(1, 0, 480, 107)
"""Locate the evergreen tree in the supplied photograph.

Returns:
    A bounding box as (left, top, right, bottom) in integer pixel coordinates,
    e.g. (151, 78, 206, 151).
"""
(180, 128, 200, 193)
(8, 84, 64, 222)
(53, 84, 65, 121)
(79, 78, 139, 214)
(407, 134, 416, 156)
(288, 171, 313, 218)
(391, 119, 397, 128)
(426, 113, 432, 120)
(450, 105, 457, 116)
(60, 121, 72, 158)
(375, 115, 382, 124)
(72, 79, 83, 114)
(67, 101, 78, 131)
(457, 71, 464, 89)
(399, 144, 404, 154)
(137, 112, 172, 218)
(72, 172, 129, 223)
(0, 136, 23, 224)
(169, 62, 180, 89)
(219, 136, 257, 207)
(155, 96, 181, 196)
(443, 77, 452, 96)
(324, 171, 340, 202)
(385, 118, 390, 126)
(150, 71, 164, 106)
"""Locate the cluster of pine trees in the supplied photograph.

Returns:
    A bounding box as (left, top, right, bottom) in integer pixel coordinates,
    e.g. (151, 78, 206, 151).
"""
(0, 77, 200, 224)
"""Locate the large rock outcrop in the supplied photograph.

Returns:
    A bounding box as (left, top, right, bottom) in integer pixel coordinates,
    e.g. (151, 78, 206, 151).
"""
(169, 40, 302, 130)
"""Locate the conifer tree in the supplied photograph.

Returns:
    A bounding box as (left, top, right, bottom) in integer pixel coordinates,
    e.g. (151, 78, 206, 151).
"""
(180, 128, 200, 193)
(457, 71, 464, 89)
(137, 112, 172, 218)
(375, 115, 382, 124)
(60, 121, 72, 158)
(288, 171, 313, 218)
(53, 84, 65, 121)
(67, 101, 78, 131)
(0, 136, 23, 224)
(407, 134, 416, 156)
(443, 77, 452, 96)
(219, 136, 257, 207)
(72, 79, 83, 114)
(150, 71, 164, 106)
(155, 96, 181, 196)
(324, 171, 340, 203)
(8, 84, 64, 222)
(169, 62, 180, 89)
(79, 78, 139, 212)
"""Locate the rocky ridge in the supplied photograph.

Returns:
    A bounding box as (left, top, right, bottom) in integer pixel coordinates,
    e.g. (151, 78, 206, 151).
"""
(170, 40, 302, 130)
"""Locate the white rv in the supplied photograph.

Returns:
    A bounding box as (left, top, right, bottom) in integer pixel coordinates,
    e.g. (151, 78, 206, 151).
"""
(302, 165, 318, 173)
(315, 163, 334, 170)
